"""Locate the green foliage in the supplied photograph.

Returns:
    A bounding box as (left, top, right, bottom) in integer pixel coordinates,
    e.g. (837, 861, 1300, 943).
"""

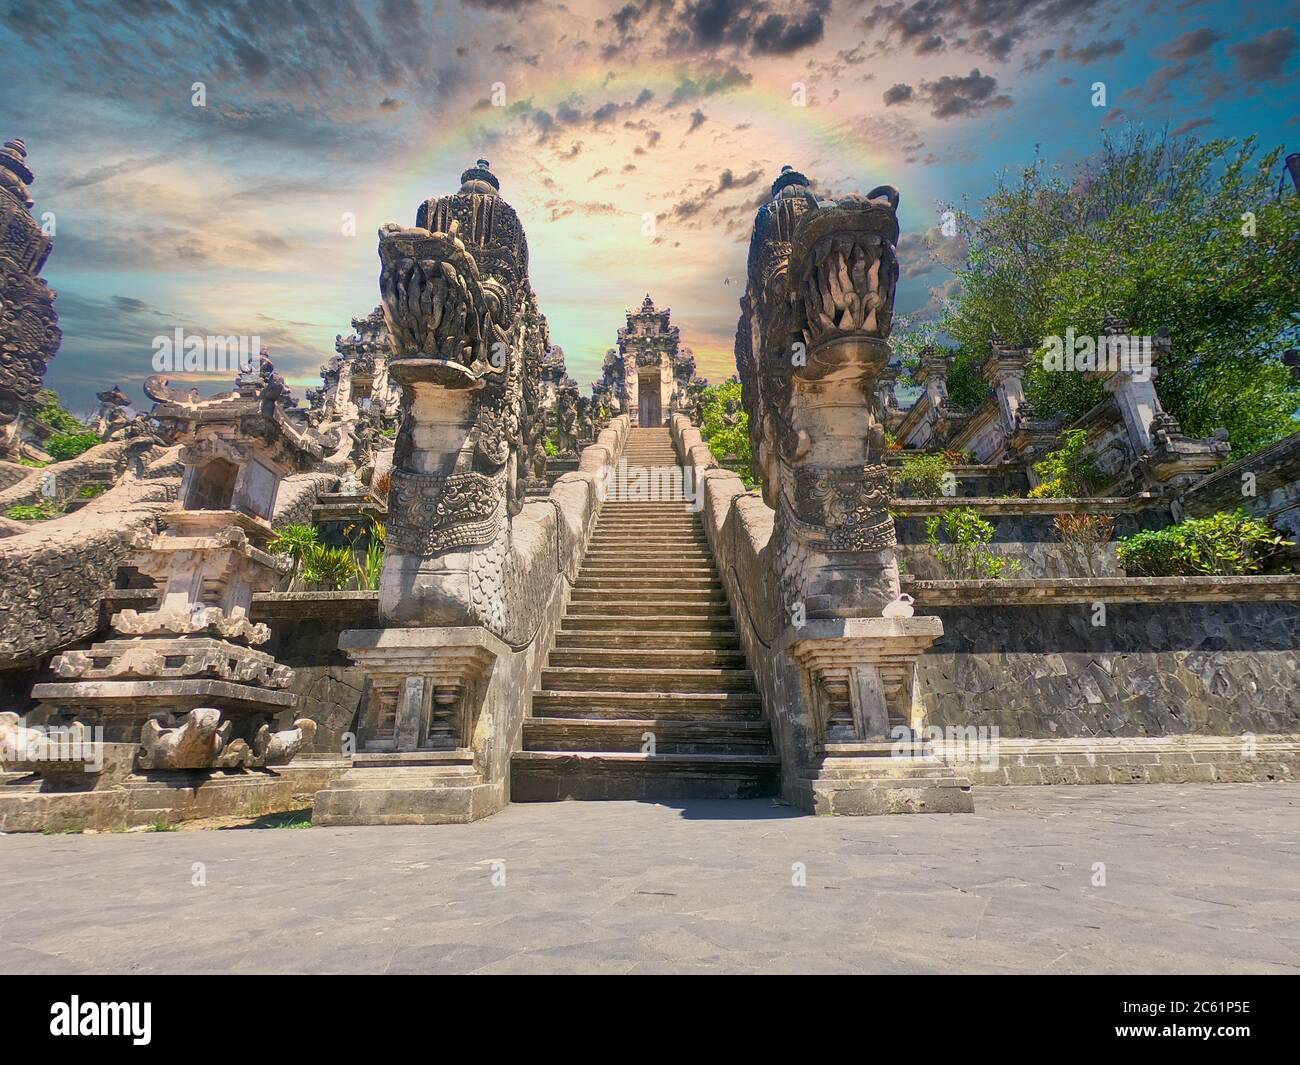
(45, 432, 101, 462)
(301, 544, 358, 591)
(1030, 429, 1103, 497)
(77, 483, 108, 499)
(354, 520, 386, 590)
(33, 389, 85, 433)
(942, 131, 1299, 456)
(544, 432, 558, 457)
(1117, 509, 1292, 577)
(925, 507, 1020, 580)
(6, 502, 61, 521)
(16, 457, 48, 468)
(894, 453, 952, 497)
(699, 379, 757, 489)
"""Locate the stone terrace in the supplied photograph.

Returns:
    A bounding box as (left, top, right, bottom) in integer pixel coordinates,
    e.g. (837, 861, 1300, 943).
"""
(1, 784, 1296, 974)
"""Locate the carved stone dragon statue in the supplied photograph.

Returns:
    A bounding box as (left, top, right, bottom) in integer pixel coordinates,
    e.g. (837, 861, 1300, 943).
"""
(736, 166, 903, 618)
(376, 160, 546, 638)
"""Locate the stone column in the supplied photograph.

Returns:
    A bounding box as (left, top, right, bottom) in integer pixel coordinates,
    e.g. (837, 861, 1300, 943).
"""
(322, 160, 544, 824)
(981, 342, 1031, 440)
(732, 166, 969, 815)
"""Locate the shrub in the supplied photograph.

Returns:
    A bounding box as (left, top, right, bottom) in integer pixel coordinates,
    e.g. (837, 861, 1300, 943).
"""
(895, 453, 953, 497)
(77, 483, 109, 499)
(1031, 429, 1103, 497)
(302, 544, 358, 590)
(6, 502, 60, 521)
(45, 432, 102, 462)
(1117, 510, 1292, 577)
(925, 507, 1020, 580)
(1053, 513, 1116, 577)
(269, 523, 320, 589)
(33, 389, 84, 433)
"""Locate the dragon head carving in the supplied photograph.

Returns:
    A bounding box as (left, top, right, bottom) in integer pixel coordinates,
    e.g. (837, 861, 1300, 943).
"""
(736, 167, 903, 619)
(375, 161, 545, 636)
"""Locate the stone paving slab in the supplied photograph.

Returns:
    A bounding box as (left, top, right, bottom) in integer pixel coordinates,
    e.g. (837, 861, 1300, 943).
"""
(0, 784, 1297, 974)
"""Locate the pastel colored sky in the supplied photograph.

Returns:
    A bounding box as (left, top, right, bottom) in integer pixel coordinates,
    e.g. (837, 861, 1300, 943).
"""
(1, 0, 1296, 411)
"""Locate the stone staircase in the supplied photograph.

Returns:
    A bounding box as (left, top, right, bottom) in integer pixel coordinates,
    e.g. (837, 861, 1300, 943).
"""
(511, 427, 780, 801)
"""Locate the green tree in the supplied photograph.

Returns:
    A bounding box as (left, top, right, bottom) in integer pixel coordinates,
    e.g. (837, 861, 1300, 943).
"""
(699, 378, 757, 488)
(940, 130, 1299, 455)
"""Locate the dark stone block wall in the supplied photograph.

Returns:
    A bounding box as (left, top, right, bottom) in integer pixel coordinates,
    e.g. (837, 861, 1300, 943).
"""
(896, 507, 1173, 578)
(261, 612, 366, 756)
(917, 601, 1300, 738)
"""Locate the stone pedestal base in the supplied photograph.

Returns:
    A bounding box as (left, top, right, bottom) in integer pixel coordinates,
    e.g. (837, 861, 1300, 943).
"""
(312, 627, 508, 825)
(789, 616, 975, 816)
(0, 759, 348, 833)
(800, 741, 974, 815)
(313, 752, 501, 826)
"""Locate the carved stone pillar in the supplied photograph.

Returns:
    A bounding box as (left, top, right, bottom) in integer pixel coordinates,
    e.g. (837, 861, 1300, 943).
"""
(29, 366, 328, 776)
(734, 166, 970, 816)
(1088, 320, 1229, 491)
(981, 342, 1032, 443)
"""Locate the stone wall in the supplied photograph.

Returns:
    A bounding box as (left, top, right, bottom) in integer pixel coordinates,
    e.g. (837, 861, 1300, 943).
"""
(0, 445, 182, 671)
(0, 439, 149, 510)
(254, 591, 376, 755)
(894, 497, 1172, 578)
(917, 598, 1300, 738)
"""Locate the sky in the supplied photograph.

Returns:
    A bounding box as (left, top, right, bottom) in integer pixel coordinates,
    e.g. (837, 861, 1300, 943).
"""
(1, 0, 1296, 412)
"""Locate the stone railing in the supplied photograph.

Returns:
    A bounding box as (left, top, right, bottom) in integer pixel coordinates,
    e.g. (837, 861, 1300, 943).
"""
(313, 415, 631, 824)
(668, 413, 971, 814)
(0, 445, 183, 672)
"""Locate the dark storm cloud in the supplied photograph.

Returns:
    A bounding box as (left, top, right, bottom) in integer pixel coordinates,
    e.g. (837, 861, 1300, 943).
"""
(860, 0, 1108, 62)
(890, 69, 1012, 118)
(653, 0, 830, 57)
(883, 83, 915, 105)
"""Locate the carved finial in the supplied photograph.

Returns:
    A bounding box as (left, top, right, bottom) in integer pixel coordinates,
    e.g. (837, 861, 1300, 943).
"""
(771, 165, 810, 198)
(0, 137, 36, 208)
(460, 158, 500, 194)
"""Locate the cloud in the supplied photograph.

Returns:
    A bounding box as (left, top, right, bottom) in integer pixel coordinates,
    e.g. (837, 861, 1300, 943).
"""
(1059, 38, 1124, 64)
(1158, 28, 1220, 60)
(1227, 27, 1296, 82)
(883, 83, 914, 105)
(687, 109, 708, 133)
(1171, 116, 1214, 136)
(861, 0, 1110, 63)
(664, 0, 830, 56)
(917, 68, 1013, 118)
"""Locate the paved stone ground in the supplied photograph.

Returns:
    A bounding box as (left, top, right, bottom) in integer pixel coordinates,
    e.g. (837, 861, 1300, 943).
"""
(1, 784, 1297, 974)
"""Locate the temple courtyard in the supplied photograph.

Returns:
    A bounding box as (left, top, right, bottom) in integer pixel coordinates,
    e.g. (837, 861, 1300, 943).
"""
(1, 783, 1296, 975)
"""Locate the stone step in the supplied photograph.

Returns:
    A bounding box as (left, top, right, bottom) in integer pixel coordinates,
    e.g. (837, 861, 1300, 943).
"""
(560, 610, 733, 627)
(565, 601, 729, 618)
(579, 565, 717, 577)
(569, 588, 726, 604)
(574, 576, 722, 590)
(540, 666, 755, 692)
(584, 549, 714, 562)
(587, 538, 709, 549)
(532, 688, 762, 716)
(554, 630, 741, 650)
(548, 647, 748, 669)
(523, 717, 773, 754)
(511, 750, 779, 801)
